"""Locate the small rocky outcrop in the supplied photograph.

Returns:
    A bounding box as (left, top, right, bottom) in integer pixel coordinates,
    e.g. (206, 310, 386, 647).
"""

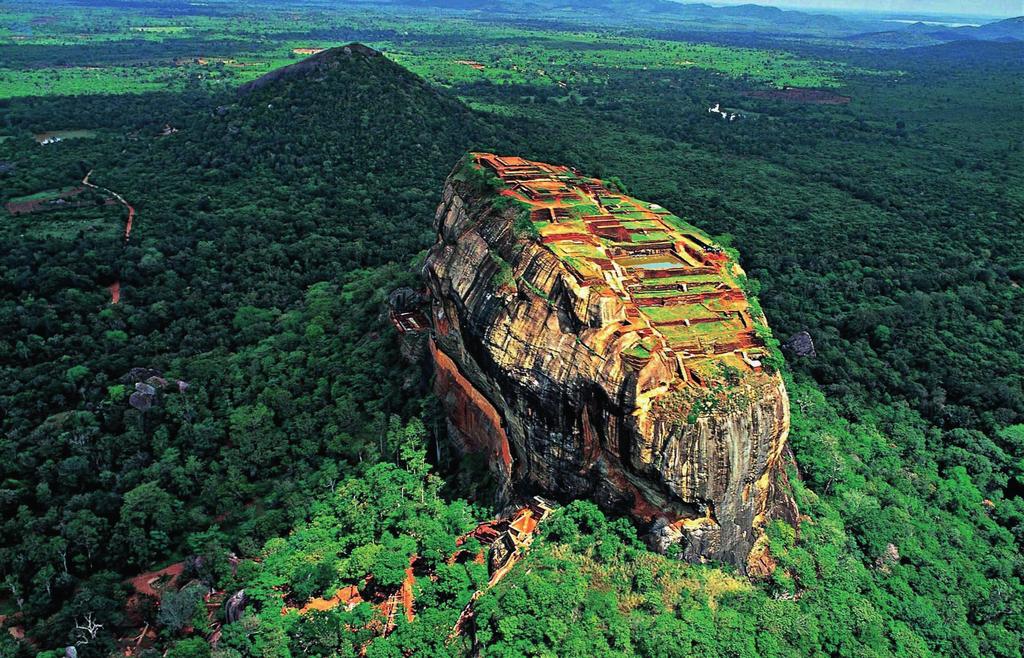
(224, 590, 249, 624)
(388, 287, 425, 314)
(782, 330, 816, 358)
(424, 154, 797, 569)
(129, 383, 158, 412)
(121, 368, 190, 412)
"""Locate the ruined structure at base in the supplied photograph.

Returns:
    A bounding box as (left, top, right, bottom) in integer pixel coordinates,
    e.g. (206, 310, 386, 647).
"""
(424, 153, 798, 569)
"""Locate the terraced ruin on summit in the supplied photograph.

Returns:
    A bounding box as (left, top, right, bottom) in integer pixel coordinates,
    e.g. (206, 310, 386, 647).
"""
(472, 153, 770, 388)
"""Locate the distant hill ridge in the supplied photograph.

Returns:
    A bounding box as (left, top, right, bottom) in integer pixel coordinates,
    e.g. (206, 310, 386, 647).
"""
(932, 15, 1024, 41)
(845, 15, 1022, 48)
(386, 0, 1021, 44)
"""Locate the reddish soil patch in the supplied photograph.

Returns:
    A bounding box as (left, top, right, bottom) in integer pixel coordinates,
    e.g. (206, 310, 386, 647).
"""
(108, 281, 121, 304)
(129, 562, 185, 598)
(399, 566, 415, 623)
(297, 584, 364, 614)
(455, 59, 486, 71)
(744, 87, 851, 105)
(123, 203, 135, 240)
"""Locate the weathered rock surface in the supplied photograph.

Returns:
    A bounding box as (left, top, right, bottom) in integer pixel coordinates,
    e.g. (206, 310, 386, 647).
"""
(224, 590, 249, 624)
(121, 367, 190, 412)
(424, 154, 797, 568)
(783, 330, 816, 358)
(129, 383, 157, 412)
(388, 287, 425, 314)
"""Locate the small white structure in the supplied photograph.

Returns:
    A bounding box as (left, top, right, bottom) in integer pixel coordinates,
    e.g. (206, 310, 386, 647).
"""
(740, 351, 762, 369)
(708, 103, 740, 121)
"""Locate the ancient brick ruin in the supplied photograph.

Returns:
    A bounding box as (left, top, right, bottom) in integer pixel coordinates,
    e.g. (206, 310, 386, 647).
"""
(475, 153, 769, 386)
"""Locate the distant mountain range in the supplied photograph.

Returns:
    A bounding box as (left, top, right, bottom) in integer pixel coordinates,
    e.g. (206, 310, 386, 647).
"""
(845, 16, 1023, 47)
(901, 15, 1022, 41)
(388, 0, 1022, 46)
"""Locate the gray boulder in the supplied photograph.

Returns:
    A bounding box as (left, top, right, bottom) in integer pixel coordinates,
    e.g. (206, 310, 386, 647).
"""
(224, 589, 249, 624)
(129, 383, 157, 412)
(388, 287, 423, 313)
(783, 331, 816, 358)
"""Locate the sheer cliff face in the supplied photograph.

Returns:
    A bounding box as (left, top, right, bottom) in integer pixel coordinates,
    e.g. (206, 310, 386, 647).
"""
(424, 154, 797, 568)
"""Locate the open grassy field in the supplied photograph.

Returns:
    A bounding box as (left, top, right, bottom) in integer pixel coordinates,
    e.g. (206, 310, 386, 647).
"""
(0, 2, 874, 99)
(4, 203, 121, 240)
(6, 186, 80, 205)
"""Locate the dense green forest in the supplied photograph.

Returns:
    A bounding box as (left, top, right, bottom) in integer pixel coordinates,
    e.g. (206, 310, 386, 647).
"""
(1, 2, 1022, 657)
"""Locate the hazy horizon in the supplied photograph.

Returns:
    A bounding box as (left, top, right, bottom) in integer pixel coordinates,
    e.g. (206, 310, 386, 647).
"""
(697, 0, 1019, 19)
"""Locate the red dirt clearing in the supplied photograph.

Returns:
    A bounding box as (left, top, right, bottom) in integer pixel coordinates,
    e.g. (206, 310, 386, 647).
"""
(129, 562, 184, 597)
(400, 566, 415, 623)
(297, 584, 364, 614)
(455, 59, 486, 70)
(123, 203, 135, 240)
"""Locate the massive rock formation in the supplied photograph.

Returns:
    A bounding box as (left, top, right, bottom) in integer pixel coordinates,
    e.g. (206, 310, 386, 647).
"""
(424, 154, 797, 569)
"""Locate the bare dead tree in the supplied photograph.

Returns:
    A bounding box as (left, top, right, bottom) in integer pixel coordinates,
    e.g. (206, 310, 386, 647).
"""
(3, 575, 24, 610)
(73, 612, 103, 647)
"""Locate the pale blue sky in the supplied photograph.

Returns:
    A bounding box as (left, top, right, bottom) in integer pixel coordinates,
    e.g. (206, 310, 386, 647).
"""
(702, 0, 1020, 18)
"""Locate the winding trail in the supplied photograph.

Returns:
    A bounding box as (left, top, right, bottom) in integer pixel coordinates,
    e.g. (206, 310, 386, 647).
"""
(83, 170, 134, 304)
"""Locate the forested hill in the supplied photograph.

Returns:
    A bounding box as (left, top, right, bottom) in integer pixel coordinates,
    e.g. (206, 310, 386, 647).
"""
(0, 43, 524, 650)
(124, 42, 512, 272)
(237, 42, 387, 94)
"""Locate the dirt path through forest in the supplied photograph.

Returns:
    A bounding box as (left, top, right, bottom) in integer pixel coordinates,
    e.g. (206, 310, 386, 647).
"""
(83, 170, 135, 304)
